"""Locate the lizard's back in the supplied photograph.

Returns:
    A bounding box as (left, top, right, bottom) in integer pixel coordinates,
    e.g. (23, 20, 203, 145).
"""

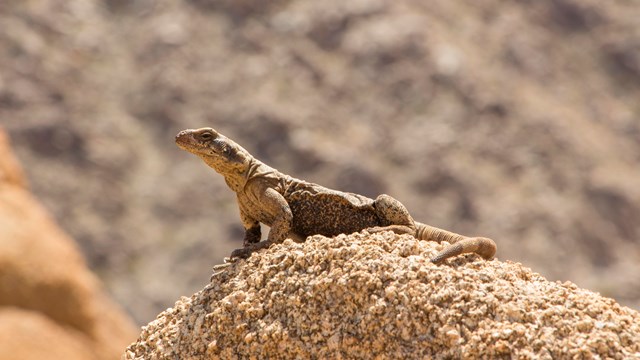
(282, 179, 382, 238)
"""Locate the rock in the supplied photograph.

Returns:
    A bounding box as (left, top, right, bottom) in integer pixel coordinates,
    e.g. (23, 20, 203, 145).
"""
(125, 232, 640, 359)
(0, 308, 96, 360)
(0, 128, 138, 360)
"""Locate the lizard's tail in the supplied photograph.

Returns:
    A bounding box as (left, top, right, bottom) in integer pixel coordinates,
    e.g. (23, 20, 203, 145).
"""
(414, 222, 496, 264)
(429, 237, 496, 264)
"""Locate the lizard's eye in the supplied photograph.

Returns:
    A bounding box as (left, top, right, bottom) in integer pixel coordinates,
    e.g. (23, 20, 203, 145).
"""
(199, 132, 213, 141)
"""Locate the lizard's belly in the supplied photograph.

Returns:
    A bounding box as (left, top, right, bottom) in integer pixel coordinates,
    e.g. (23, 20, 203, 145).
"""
(288, 192, 382, 237)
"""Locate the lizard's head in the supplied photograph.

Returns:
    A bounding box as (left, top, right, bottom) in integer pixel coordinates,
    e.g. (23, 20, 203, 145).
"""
(175, 127, 253, 173)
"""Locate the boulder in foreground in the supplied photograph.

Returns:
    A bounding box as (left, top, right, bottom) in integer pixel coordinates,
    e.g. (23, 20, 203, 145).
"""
(125, 232, 640, 359)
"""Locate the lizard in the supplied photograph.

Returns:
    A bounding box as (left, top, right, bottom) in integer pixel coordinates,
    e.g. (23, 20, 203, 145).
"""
(175, 127, 497, 264)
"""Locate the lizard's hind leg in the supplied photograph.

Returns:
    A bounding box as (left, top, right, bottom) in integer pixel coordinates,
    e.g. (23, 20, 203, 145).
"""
(365, 194, 417, 235)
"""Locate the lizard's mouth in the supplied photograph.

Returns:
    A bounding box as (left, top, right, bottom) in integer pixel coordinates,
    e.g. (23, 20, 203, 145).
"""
(175, 131, 204, 153)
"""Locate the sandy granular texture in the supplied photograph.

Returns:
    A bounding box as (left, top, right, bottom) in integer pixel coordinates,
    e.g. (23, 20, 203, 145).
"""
(124, 232, 640, 359)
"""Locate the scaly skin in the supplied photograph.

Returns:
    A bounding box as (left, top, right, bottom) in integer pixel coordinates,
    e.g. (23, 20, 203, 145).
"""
(175, 127, 496, 264)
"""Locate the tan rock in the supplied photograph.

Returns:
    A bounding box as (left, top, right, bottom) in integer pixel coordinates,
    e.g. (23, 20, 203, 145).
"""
(0, 308, 97, 360)
(0, 128, 138, 360)
(125, 232, 640, 359)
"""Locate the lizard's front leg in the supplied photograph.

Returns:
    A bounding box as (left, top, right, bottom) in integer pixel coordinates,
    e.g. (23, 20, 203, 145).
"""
(231, 188, 293, 258)
(240, 211, 261, 247)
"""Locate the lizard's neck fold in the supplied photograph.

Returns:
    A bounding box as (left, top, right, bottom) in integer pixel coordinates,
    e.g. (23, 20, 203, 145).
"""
(223, 158, 277, 193)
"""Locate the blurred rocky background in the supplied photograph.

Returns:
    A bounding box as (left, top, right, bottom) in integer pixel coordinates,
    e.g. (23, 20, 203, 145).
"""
(1, 0, 639, 328)
(0, 130, 137, 359)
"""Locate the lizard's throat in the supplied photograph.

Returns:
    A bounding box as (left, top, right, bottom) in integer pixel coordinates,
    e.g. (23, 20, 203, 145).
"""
(197, 154, 246, 191)
(221, 158, 264, 193)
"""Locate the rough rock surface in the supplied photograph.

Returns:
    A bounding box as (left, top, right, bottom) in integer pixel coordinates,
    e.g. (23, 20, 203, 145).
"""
(0, 129, 138, 360)
(125, 232, 640, 359)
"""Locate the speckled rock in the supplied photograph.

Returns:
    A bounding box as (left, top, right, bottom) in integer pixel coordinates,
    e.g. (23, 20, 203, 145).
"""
(124, 232, 640, 359)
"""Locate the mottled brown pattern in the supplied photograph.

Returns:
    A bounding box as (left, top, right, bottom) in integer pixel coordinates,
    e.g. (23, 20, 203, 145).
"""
(288, 192, 380, 237)
(175, 127, 496, 263)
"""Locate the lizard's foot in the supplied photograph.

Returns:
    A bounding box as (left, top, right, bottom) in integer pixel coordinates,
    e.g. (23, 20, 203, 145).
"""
(230, 247, 252, 258)
(230, 240, 273, 258)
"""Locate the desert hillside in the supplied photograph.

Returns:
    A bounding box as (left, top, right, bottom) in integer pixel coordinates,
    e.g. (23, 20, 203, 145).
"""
(1, 0, 640, 324)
